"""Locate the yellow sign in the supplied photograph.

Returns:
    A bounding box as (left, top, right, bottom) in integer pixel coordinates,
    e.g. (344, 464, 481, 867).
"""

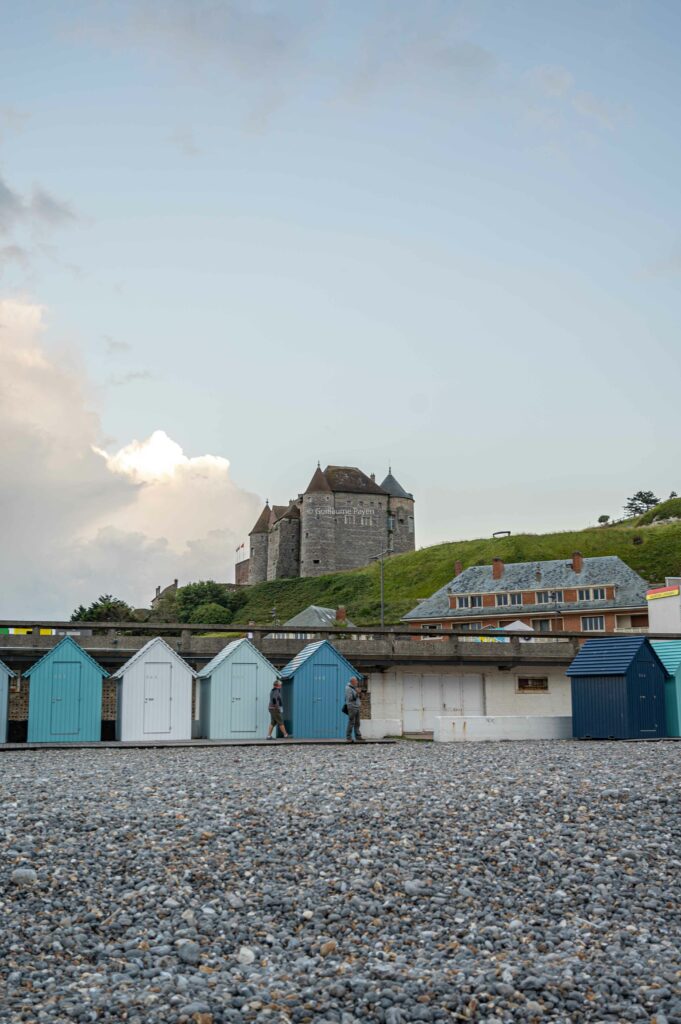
(646, 587, 680, 601)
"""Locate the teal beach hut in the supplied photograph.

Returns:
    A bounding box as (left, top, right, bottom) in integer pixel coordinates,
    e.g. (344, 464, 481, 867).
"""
(650, 641, 681, 737)
(197, 638, 279, 739)
(26, 637, 108, 743)
(279, 640, 362, 739)
(0, 657, 14, 743)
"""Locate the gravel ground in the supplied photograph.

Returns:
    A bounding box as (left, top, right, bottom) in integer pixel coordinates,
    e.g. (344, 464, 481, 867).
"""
(1, 741, 679, 1024)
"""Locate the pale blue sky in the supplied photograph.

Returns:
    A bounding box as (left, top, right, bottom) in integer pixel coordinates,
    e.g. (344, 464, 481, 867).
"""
(2, 0, 681, 577)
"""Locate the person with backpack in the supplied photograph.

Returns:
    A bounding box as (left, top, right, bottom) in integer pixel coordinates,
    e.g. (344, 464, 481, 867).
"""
(267, 679, 289, 740)
(345, 676, 363, 743)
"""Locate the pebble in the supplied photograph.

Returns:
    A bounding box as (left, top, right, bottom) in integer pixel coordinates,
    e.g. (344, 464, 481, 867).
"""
(1, 742, 679, 1023)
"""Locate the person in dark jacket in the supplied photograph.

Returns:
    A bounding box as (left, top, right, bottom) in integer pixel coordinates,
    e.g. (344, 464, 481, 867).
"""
(267, 680, 289, 739)
(345, 676, 363, 743)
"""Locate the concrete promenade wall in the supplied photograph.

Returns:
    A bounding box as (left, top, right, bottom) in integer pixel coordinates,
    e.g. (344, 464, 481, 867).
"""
(433, 715, 573, 743)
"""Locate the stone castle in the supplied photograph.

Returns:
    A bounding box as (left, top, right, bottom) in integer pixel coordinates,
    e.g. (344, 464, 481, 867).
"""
(239, 464, 415, 583)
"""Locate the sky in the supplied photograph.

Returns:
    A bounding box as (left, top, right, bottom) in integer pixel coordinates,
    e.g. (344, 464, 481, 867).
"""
(2, 0, 681, 617)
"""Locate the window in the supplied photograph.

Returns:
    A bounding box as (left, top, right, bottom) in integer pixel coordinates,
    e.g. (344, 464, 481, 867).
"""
(387, 515, 395, 530)
(536, 590, 563, 604)
(408, 516, 414, 534)
(459, 621, 482, 631)
(457, 596, 470, 609)
(517, 677, 549, 692)
(313, 559, 320, 564)
(532, 618, 551, 632)
(496, 594, 509, 606)
(510, 592, 522, 606)
(578, 587, 606, 601)
(470, 595, 482, 608)
(421, 623, 439, 631)
(581, 615, 605, 631)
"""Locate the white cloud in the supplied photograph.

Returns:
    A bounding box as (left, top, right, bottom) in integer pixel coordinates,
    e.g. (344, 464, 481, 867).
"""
(0, 299, 261, 617)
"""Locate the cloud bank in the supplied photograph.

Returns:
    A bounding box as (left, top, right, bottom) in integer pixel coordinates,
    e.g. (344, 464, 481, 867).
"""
(0, 299, 261, 618)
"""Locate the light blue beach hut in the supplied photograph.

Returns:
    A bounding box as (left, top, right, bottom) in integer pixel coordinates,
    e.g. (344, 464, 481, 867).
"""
(25, 637, 108, 743)
(0, 657, 14, 744)
(197, 638, 279, 739)
(279, 640, 362, 739)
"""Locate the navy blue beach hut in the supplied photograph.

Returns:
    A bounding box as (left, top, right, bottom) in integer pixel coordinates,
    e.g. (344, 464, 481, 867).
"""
(567, 636, 669, 739)
(25, 637, 109, 743)
(0, 657, 14, 744)
(280, 640, 362, 739)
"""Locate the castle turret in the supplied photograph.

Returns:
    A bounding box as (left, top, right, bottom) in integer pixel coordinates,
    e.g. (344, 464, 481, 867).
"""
(300, 464, 335, 577)
(267, 503, 301, 580)
(381, 468, 415, 555)
(248, 502, 271, 584)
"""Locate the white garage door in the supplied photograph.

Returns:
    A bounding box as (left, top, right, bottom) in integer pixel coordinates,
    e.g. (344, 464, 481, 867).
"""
(402, 673, 485, 732)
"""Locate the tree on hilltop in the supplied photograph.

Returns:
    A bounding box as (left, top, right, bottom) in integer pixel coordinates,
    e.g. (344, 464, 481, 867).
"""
(623, 491, 659, 517)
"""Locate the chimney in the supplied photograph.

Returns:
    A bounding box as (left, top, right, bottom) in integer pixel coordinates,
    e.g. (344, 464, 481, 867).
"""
(370, 473, 375, 482)
(173, 579, 178, 588)
(571, 551, 583, 574)
(535, 566, 542, 583)
(155, 585, 161, 598)
(454, 560, 463, 577)
(336, 606, 347, 623)
(492, 557, 504, 580)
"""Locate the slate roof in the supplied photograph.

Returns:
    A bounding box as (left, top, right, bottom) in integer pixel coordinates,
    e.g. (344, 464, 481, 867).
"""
(282, 605, 356, 629)
(280, 639, 362, 680)
(322, 466, 388, 496)
(249, 503, 271, 535)
(24, 636, 110, 678)
(272, 502, 300, 523)
(650, 640, 681, 676)
(111, 637, 194, 679)
(567, 636, 669, 678)
(197, 637, 277, 679)
(304, 466, 332, 494)
(380, 470, 413, 500)
(0, 657, 15, 678)
(402, 555, 649, 621)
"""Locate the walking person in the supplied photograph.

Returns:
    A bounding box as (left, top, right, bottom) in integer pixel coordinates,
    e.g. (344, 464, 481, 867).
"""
(345, 676, 363, 743)
(267, 679, 289, 740)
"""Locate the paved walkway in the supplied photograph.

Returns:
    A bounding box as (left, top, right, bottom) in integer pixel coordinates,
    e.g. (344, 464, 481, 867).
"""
(0, 737, 395, 751)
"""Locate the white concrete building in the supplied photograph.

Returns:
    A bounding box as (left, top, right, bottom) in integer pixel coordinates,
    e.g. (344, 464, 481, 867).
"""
(365, 663, 571, 737)
(646, 578, 681, 633)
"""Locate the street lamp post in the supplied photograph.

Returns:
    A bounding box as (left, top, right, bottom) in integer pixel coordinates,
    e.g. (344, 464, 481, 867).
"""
(372, 550, 390, 628)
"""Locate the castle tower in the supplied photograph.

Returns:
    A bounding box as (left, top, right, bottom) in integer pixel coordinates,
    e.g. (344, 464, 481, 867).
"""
(300, 464, 335, 577)
(267, 503, 301, 580)
(248, 502, 271, 584)
(381, 468, 415, 555)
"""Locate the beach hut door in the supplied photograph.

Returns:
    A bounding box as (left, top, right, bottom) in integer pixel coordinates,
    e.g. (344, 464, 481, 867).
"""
(230, 663, 257, 733)
(143, 663, 172, 734)
(50, 662, 81, 736)
(637, 671, 659, 734)
(312, 664, 337, 733)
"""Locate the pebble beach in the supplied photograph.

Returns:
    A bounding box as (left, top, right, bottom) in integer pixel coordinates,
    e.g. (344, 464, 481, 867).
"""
(1, 741, 679, 1023)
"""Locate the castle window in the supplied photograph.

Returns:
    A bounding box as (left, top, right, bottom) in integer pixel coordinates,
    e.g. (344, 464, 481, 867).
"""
(388, 515, 395, 530)
(313, 559, 320, 565)
(408, 517, 414, 533)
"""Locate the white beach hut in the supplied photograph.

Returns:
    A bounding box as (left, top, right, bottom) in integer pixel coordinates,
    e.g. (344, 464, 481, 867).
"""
(113, 637, 194, 742)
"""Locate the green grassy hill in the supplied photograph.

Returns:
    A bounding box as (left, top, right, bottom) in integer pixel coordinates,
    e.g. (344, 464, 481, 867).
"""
(235, 518, 681, 626)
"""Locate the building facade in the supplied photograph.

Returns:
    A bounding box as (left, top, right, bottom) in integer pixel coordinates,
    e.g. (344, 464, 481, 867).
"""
(245, 465, 415, 583)
(403, 553, 649, 635)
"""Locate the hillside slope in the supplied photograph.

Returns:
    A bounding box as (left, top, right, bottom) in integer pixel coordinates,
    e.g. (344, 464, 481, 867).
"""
(235, 520, 681, 626)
